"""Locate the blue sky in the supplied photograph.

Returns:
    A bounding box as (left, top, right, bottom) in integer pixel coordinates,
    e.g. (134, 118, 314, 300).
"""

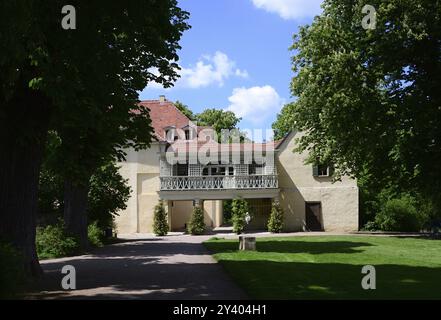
(140, 0, 323, 137)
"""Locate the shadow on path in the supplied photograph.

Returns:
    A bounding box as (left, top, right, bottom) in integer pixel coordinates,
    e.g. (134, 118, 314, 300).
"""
(29, 239, 247, 300)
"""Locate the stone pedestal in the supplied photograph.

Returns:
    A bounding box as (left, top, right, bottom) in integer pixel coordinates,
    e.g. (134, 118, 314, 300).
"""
(239, 236, 256, 251)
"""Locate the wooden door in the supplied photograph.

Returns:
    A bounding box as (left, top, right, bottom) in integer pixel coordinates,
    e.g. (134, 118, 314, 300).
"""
(305, 202, 323, 231)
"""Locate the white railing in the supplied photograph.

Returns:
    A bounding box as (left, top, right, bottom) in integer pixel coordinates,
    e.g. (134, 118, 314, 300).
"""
(160, 175, 278, 191)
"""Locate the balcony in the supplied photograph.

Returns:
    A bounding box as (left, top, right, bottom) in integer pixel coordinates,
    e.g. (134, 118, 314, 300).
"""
(160, 175, 278, 191)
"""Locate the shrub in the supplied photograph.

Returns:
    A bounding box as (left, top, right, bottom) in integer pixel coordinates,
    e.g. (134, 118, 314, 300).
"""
(362, 220, 379, 231)
(223, 200, 233, 224)
(88, 163, 131, 231)
(374, 194, 425, 232)
(187, 206, 206, 235)
(88, 221, 104, 247)
(232, 198, 249, 234)
(38, 160, 131, 233)
(36, 223, 80, 259)
(267, 201, 284, 233)
(0, 242, 26, 299)
(153, 200, 169, 236)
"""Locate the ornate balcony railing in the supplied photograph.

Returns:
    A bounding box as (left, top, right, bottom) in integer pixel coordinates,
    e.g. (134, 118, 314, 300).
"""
(160, 175, 278, 191)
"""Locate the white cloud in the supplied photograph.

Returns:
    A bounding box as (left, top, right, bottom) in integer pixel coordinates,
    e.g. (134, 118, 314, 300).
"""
(225, 86, 284, 125)
(179, 51, 248, 88)
(251, 0, 323, 20)
(235, 69, 249, 78)
(146, 52, 249, 90)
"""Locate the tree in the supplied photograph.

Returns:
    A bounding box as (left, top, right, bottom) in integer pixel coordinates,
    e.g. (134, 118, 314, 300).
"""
(0, 1, 189, 275)
(232, 198, 249, 234)
(88, 163, 131, 232)
(195, 109, 241, 134)
(267, 201, 284, 233)
(153, 200, 169, 236)
(286, 0, 441, 214)
(175, 101, 195, 121)
(272, 103, 297, 140)
(194, 108, 251, 142)
(38, 160, 131, 233)
(187, 205, 205, 235)
(53, 100, 153, 249)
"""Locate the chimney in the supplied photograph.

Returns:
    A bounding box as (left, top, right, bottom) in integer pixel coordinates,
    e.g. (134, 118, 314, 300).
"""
(159, 95, 166, 103)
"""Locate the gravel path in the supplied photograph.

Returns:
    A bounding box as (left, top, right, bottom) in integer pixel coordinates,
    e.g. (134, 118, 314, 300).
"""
(29, 234, 247, 300)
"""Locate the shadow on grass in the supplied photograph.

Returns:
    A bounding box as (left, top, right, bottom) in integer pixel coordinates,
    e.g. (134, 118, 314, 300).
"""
(205, 240, 374, 255)
(215, 259, 441, 300)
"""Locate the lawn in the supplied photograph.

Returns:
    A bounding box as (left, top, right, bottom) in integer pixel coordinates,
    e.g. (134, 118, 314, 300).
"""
(204, 236, 441, 299)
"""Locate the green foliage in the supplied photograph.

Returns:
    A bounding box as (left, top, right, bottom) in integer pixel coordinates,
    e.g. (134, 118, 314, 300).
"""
(361, 221, 378, 232)
(36, 223, 80, 259)
(88, 163, 131, 231)
(171, 103, 249, 142)
(153, 200, 169, 236)
(38, 161, 130, 232)
(0, 1, 190, 270)
(88, 221, 104, 248)
(282, 0, 441, 210)
(196, 109, 241, 133)
(0, 241, 26, 299)
(195, 108, 249, 142)
(187, 206, 206, 235)
(232, 198, 249, 234)
(175, 101, 195, 120)
(272, 103, 297, 140)
(267, 202, 284, 233)
(360, 181, 433, 232)
(374, 194, 427, 232)
(223, 199, 233, 224)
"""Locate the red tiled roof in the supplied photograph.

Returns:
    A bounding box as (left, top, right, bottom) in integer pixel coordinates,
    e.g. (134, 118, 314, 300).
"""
(139, 98, 282, 151)
(139, 99, 191, 141)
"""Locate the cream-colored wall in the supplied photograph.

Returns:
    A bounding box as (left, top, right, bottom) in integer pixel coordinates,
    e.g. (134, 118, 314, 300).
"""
(246, 198, 272, 230)
(170, 200, 193, 231)
(277, 131, 359, 232)
(116, 132, 358, 234)
(170, 200, 223, 231)
(115, 144, 161, 234)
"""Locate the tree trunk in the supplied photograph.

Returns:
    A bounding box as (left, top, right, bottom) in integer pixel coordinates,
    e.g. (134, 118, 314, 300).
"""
(64, 179, 89, 250)
(0, 86, 52, 277)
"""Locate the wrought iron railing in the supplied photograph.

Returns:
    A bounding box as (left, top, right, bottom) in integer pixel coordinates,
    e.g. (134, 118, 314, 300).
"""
(160, 175, 278, 191)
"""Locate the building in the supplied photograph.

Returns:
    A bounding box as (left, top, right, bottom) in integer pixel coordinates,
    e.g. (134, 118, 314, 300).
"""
(115, 96, 359, 233)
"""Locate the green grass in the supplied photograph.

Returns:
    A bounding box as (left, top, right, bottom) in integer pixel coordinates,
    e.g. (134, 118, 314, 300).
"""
(204, 236, 441, 299)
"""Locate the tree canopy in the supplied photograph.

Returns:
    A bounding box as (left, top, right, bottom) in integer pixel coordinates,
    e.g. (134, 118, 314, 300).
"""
(272, 103, 297, 140)
(0, 0, 190, 274)
(195, 108, 241, 133)
(282, 0, 441, 210)
(175, 101, 196, 121)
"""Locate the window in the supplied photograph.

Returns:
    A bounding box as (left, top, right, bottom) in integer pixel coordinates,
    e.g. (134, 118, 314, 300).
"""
(313, 164, 331, 177)
(176, 164, 188, 176)
(249, 163, 264, 175)
(202, 165, 233, 176)
(165, 128, 176, 141)
(318, 165, 329, 176)
(185, 129, 191, 140)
